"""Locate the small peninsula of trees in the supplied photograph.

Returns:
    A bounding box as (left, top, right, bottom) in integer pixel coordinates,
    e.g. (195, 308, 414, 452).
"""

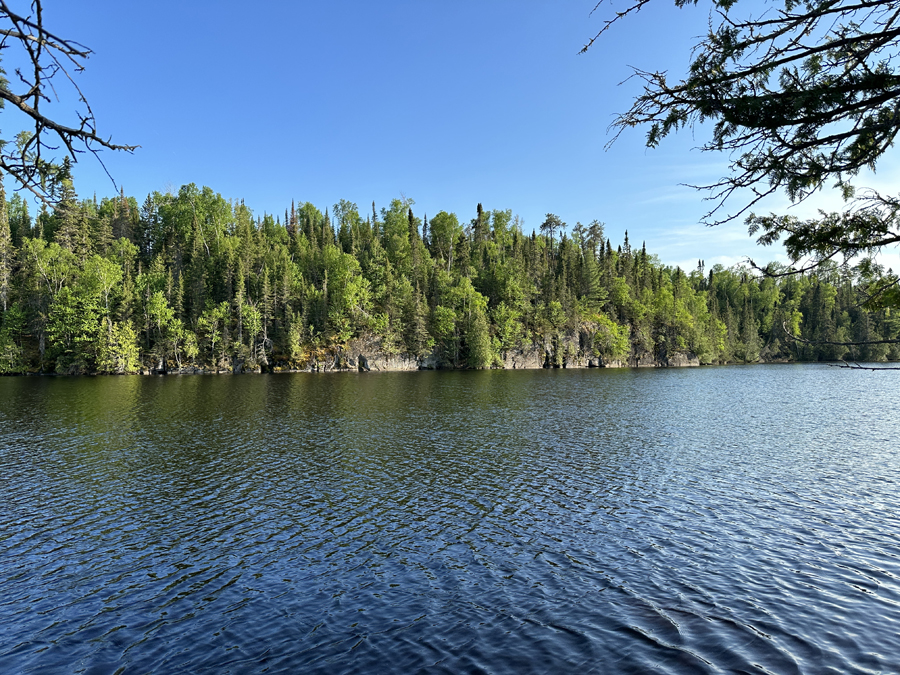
(0, 176, 897, 374)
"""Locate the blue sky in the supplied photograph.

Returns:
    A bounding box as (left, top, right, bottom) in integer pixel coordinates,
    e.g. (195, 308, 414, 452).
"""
(13, 1, 900, 271)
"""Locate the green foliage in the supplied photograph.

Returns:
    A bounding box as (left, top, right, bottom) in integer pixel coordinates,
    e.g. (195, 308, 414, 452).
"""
(0, 176, 892, 373)
(492, 302, 525, 352)
(0, 303, 27, 373)
(586, 311, 631, 361)
(96, 319, 140, 374)
(466, 305, 494, 369)
(47, 285, 102, 373)
(198, 301, 231, 366)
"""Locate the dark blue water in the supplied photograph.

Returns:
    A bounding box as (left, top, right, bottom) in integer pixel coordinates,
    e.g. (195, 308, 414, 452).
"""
(1, 365, 898, 673)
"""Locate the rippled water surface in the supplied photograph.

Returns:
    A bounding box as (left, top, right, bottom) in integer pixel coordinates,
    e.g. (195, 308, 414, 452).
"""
(1, 365, 899, 673)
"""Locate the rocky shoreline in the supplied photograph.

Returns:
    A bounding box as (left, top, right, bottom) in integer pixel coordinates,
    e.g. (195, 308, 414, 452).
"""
(139, 333, 703, 375)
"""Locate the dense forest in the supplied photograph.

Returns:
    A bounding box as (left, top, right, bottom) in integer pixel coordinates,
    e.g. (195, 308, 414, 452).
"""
(0, 168, 897, 374)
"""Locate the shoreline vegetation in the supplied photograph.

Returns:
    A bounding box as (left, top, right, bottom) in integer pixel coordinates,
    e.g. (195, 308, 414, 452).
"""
(1, 177, 898, 376)
(2, 353, 830, 375)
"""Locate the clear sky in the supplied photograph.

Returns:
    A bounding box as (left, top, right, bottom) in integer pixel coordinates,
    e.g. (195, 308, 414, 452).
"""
(14, 0, 900, 271)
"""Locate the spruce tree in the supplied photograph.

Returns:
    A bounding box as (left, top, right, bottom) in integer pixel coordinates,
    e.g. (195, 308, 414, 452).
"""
(0, 182, 11, 312)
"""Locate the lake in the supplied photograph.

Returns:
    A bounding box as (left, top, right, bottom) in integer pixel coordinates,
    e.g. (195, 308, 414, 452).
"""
(1, 365, 898, 673)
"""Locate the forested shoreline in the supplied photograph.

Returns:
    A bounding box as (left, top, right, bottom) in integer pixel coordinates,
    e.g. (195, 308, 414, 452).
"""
(0, 172, 896, 375)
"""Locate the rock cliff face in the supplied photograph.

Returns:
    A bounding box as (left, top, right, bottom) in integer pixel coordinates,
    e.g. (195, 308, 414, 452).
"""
(498, 346, 547, 369)
(280, 335, 426, 373)
(628, 351, 700, 368)
(272, 331, 699, 373)
(494, 334, 697, 371)
(663, 351, 701, 367)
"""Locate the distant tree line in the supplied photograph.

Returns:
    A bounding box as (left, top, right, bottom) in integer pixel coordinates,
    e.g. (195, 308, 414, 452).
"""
(0, 169, 897, 374)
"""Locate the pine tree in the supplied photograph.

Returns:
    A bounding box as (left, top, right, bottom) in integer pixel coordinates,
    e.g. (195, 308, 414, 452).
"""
(739, 297, 761, 363)
(473, 203, 486, 247)
(93, 205, 113, 254)
(454, 232, 470, 277)
(408, 207, 419, 242)
(0, 182, 11, 312)
(371, 201, 379, 240)
(581, 251, 601, 309)
(52, 160, 80, 253)
(8, 195, 30, 246)
(403, 291, 431, 356)
(465, 303, 493, 369)
(111, 186, 133, 241)
(322, 208, 335, 246)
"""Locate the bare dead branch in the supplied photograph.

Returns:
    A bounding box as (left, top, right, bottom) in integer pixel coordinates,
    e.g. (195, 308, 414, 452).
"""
(825, 359, 900, 369)
(783, 320, 900, 345)
(589, 0, 900, 229)
(746, 247, 843, 277)
(0, 0, 137, 203)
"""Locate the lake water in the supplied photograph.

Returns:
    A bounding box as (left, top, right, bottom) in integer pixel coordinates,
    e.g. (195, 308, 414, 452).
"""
(1, 365, 898, 674)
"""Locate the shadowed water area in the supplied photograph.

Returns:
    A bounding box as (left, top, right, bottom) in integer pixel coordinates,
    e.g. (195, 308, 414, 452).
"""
(1, 365, 898, 673)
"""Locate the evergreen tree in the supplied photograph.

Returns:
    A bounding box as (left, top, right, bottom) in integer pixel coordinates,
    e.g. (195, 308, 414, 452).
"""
(0, 182, 12, 312)
(0, 170, 890, 373)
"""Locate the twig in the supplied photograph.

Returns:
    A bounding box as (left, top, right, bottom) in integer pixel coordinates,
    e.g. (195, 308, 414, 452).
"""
(825, 360, 900, 370)
(783, 321, 900, 345)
